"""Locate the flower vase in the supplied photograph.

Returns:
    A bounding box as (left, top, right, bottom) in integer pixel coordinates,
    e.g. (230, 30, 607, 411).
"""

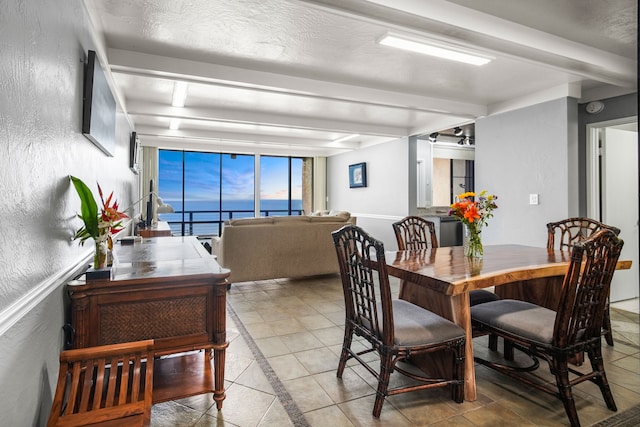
(94, 239, 108, 269)
(463, 224, 483, 258)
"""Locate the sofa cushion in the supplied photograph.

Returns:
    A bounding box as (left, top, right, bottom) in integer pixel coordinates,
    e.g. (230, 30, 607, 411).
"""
(226, 217, 274, 226)
(273, 216, 311, 224)
(309, 215, 349, 223)
(329, 210, 351, 220)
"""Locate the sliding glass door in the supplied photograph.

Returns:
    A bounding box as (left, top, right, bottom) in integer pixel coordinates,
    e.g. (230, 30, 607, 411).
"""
(158, 150, 307, 237)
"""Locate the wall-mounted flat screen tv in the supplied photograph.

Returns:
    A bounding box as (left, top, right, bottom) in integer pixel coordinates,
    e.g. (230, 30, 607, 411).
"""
(129, 131, 140, 173)
(82, 50, 116, 156)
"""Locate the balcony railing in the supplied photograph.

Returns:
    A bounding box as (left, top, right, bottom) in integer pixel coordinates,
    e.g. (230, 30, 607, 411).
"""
(159, 208, 304, 238)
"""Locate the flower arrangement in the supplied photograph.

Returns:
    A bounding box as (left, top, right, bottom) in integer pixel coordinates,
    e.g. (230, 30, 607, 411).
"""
(71, 176, 128, 268)
(449, 190, 498, 258)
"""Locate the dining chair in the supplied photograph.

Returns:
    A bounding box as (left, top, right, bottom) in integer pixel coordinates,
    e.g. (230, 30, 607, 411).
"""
(332, 224, 466, 417)
(392, 216, 500, 346)
(47, 340, 155, 427)
(547, 217, 621, 346)
(471, 229, 624, 427)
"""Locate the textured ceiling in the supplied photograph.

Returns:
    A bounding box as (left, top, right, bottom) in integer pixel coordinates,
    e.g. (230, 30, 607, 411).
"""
(84, 0, 637, 156)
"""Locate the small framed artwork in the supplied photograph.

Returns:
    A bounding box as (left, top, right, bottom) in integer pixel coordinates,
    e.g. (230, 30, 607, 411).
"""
(349, 162, 367, 188)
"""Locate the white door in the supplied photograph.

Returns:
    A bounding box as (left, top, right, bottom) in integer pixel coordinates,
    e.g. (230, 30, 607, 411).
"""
(602, 127, 639, 302)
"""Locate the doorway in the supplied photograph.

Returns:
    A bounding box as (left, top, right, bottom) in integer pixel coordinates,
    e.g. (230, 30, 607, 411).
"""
(587, 117, 639, 302)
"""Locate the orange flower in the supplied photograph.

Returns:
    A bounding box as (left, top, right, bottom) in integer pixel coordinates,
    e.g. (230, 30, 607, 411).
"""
(448, 190, 498, 229)
(464, 203, 480, 223)
(72, 176, 129, 244)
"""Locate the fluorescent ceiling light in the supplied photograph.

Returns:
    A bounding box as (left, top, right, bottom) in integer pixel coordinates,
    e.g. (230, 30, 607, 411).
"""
(171, 81, 189, 107)
(378, 33, 493, 66)
(332, 134, 360, 143)
(169, 118, 180, 130)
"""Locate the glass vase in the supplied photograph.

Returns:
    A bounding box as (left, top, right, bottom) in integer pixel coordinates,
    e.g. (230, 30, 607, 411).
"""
(94, 239, 108, 269)
(463, 223, 483, 258)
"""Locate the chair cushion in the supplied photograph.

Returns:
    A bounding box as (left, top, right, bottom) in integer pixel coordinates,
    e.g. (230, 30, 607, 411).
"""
(471, 299, 556, 345)
(469, 289, 500, 306)
(391, 299, 465, 346)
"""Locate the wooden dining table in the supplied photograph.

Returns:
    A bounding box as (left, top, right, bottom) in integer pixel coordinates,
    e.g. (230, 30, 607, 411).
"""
(385, 244, 632, 401)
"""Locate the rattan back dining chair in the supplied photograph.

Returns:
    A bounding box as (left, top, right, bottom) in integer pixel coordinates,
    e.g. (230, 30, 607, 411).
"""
(332, 224, 466, 417)
(392, 215, 500, 305)
(471, 229, 624, 427)
(47, 340, 155, 427)
(547, 217, 621, 346)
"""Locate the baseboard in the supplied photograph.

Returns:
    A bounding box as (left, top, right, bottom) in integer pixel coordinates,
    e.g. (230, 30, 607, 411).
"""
(0, 251, 91, 337)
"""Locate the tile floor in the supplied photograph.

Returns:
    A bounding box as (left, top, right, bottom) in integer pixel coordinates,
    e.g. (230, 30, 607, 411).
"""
(151, 276, 640, 426)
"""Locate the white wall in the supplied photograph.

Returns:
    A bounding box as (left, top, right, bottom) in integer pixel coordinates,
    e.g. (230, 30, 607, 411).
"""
(475, 98, 578, 247)
(0, 1, 136, 424)
(327, 137, 410, 250)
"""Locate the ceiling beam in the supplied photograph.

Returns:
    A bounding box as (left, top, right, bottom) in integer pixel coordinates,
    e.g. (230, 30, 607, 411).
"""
(137, 134, 353, 157)
(125, 100, 408, 137)
(133, 125, 362, 149)
(108, 48, 487, 117)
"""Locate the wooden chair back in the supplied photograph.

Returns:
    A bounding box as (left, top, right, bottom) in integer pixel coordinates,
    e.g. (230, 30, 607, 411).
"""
(392, 216, 438, 250)
(47, 340, 154, 427)
(554, 229, 623, 348)
(332, 224, 394, 346)
(547, 217, 620, 251)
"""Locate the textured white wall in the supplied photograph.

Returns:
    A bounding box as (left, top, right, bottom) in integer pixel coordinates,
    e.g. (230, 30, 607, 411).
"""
(327, 137, 409, 249)
(0, 1, 135, 424)
(475, 98, 578, 247)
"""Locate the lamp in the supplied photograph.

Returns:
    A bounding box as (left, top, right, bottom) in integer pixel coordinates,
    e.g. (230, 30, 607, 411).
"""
(171, 81, 189, 107)
(377, 32, 494, 66)
(332, 134, 360, 143)
(428, 132, 439, 143)
(123, 190, 173, 229)
(454, 127, 464, 137)
(156, 197, 174, 214)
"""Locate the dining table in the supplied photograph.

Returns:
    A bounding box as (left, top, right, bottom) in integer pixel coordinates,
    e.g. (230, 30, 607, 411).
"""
(385, 244, 632, 401)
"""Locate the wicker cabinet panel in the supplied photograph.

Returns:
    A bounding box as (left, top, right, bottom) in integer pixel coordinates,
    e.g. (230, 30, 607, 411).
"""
(99, 295, 207, 344)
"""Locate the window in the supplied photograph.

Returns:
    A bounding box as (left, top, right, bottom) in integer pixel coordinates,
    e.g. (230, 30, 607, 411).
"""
(260, 156, 304, 216)
(158, 150, 310, 236)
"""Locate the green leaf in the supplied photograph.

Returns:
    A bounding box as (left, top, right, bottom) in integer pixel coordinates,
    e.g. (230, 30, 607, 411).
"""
(70, 176, 99, 240)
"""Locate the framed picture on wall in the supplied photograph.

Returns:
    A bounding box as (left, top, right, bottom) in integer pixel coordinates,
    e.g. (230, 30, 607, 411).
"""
(349, 162, 367, 188)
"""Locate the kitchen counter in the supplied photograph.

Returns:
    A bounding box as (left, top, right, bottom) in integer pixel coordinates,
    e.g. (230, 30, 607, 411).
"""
(415, 207, 462, 246)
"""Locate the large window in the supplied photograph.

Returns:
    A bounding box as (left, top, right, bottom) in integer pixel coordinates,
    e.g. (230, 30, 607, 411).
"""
(260, 156, 303, 216)
(158, 150, 308, 237)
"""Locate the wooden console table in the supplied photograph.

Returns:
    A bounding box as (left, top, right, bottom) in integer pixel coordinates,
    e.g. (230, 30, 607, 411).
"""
(137, 220, 172, 238)
(67, 236, 230, 409)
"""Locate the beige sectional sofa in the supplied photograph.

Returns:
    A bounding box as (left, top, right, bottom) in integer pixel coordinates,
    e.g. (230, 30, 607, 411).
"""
(211, 212, 356, 283)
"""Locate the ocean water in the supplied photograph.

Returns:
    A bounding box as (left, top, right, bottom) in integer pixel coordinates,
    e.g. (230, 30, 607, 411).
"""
(158, 199, 302, 236)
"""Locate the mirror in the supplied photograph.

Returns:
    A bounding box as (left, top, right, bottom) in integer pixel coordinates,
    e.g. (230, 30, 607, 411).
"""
(416, 139, 475, 208)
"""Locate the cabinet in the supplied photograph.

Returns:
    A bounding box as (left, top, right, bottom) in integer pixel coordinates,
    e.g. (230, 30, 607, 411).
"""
(67, 236, 230, 409)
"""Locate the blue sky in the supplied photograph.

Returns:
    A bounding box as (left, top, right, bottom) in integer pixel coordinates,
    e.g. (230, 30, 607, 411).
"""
(158, 150, 302, 202)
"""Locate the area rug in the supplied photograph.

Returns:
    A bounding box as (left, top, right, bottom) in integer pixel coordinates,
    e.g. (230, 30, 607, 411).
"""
(592, 404, 640, 427)
(227, 303, 310, 427)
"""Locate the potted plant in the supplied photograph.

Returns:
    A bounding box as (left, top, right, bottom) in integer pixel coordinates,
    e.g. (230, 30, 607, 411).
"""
(71, 176, 128, 269)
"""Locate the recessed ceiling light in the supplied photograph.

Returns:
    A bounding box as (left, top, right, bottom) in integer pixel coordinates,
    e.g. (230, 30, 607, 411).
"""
(378, 32, 493, 66)
(171, 81, 189, 107)
(332, 134, 360, 143)
(169, 118, 180, 130)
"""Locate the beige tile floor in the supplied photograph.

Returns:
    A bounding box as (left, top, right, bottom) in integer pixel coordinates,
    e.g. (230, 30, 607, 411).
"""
(151, 276, 640, 426)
